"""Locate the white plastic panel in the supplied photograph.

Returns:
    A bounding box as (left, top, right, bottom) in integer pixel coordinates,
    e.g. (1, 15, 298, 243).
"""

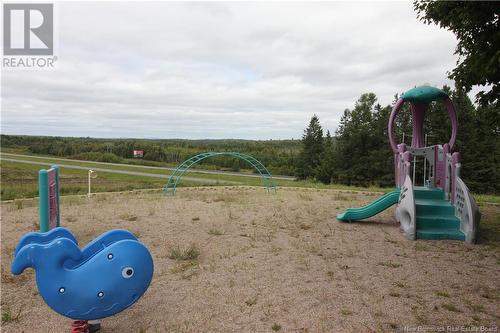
(455, 177, 480, 244)
(396, 174, 416, 240)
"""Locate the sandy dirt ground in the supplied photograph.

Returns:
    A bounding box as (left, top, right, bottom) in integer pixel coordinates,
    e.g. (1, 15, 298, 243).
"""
(1, 187, 499, 332)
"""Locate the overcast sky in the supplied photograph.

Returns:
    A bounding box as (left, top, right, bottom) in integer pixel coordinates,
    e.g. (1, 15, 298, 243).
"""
(2, 2, 464, 140)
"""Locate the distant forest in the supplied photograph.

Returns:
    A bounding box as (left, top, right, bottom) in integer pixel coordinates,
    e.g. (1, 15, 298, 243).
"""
(0, 135, 301, 176)
(2, 87, 498, 194)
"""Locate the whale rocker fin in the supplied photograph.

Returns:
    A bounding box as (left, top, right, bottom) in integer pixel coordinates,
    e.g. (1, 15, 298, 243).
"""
(14, 227, 78, 256)
(65, 229, 138, 268)
(12, 238, 82, 275)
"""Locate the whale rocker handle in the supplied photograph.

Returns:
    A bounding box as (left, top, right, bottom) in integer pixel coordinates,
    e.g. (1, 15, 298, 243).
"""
(14, 227, 78, 256)
(12, 238, 82, 275)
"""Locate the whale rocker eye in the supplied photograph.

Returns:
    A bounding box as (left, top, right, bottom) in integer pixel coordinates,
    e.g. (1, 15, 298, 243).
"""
(122, 267, 134, 278)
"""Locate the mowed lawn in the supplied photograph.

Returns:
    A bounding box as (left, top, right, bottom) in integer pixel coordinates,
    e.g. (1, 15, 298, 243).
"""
(1, 188, 499, 332)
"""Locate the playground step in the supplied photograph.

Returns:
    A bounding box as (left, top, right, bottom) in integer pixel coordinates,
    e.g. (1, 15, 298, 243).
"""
(416, 228, 465, 241)
(415, 199, 455, 216)
(416, 215, 460, 230)
(413, 187, 445, 200)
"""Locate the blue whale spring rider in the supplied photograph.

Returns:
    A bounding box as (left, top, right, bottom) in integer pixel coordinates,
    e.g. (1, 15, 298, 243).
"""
(11, 227, 154, 320)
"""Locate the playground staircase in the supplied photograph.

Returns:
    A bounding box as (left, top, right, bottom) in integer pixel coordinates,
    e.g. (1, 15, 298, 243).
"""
(414, 187, 465, 241)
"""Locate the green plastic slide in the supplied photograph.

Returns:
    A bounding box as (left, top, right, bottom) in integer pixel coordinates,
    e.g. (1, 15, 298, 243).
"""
(336, 190, 400, 222)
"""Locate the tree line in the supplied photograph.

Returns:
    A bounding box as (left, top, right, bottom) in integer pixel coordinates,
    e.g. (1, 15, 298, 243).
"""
(0, 135, 300, 175)
(294, 87, 499, 194)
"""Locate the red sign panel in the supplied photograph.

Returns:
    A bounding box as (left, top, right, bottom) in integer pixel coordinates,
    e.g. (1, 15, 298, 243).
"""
(48, 169, 59, 230)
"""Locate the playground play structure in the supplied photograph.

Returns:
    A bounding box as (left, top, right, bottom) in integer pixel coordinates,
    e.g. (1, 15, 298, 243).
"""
(11, 166, 153, 332)
(164, 152, 277, 195)
(337, 86, 480, 244)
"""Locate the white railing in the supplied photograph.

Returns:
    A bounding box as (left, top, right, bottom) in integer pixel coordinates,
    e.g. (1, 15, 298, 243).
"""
(398, 144, 460, 202)
(407, 146, 436, 187)
(396, 146, 436, 188)
(454, 177, 480, 244)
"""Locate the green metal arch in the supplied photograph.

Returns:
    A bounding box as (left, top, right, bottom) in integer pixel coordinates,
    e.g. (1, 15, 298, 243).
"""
(164, 152, 277, 195)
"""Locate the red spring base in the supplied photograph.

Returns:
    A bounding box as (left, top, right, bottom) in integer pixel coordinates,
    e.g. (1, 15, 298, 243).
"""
(70, 321, 101, 333)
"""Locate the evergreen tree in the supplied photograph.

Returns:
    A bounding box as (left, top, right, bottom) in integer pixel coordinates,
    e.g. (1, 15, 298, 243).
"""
(316, 130, 335, 184)
(424, 85, 454, 146)
(393, 93, 412, 146)
(465, 103, 500, 193)
(333, 93, 378, 186)
(451, 88, 478, 189)
(295, 115, 324, 179)
(367, 103, 393, 186)
(231, 158, 241, 172)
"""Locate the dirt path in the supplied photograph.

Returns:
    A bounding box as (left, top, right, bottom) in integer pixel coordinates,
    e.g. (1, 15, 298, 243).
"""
(1, 187, 498, 332)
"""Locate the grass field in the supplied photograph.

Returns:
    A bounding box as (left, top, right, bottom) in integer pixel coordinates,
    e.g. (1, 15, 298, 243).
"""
(0, 160, 204, 200)
(1, 152, 498, 204)
(1, 188, 499, 332)
(0, 153, 389, 201)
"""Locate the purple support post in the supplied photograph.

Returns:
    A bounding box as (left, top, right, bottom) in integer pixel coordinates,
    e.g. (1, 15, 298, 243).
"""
(388, 98, 405, 153)
(403, 151, 412, 163)
(410, 103, 428, 148)
(444, 98, 458, 150)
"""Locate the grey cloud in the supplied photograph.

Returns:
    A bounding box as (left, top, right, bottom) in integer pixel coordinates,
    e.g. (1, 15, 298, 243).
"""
(2, 2, 463, 139)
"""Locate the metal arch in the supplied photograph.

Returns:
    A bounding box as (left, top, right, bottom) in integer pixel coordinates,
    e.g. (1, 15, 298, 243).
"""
(164, 152, 277, 195)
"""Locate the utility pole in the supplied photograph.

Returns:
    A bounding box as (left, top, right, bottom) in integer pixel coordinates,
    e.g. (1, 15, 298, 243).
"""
(88, 169, 97, 198)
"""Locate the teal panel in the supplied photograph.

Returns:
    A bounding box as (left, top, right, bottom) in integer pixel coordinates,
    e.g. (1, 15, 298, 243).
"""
(415, 199, 455, 215)
(39, 170, 49, 232)
(416, 229, 465, 241)
(416, 215, 460, 229)
(413, 186, 445, 200)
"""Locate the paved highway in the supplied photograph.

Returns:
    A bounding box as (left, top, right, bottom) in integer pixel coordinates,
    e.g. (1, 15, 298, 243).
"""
(0, 152, 295, 180)
(0, 157, 240, 184)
